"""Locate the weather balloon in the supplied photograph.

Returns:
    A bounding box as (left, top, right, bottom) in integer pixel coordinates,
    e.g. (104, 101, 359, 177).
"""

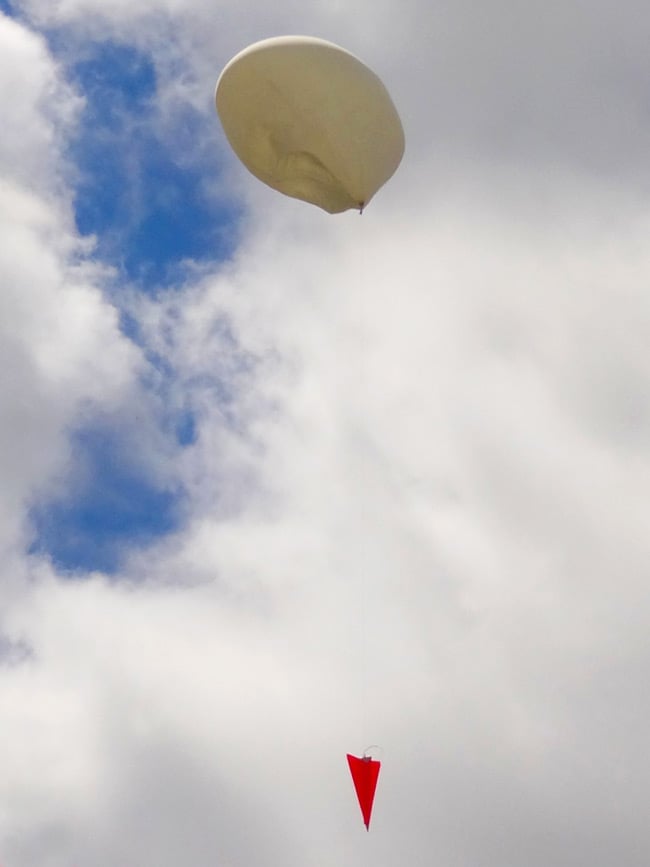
(215, 36, 404, 213)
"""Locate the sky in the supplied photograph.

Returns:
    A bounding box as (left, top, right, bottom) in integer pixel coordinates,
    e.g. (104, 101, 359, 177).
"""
(1, 1, 650, 865)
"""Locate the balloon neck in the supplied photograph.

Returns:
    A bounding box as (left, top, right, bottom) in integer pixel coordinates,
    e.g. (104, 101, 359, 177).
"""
(359, 202, 364, 214)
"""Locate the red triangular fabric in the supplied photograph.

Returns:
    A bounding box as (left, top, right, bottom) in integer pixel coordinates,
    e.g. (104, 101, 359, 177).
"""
(347, 754, 380, 830)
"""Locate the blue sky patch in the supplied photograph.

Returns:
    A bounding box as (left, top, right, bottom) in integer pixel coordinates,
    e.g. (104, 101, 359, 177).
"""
(21, 30, 245, 576)
(175, 410, 198, 447)
(29, 423, 184, 575)
(67, 39, 241, 288)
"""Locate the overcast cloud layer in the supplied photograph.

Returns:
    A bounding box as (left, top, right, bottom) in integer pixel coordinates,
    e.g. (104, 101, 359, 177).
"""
(2, 2, 650, 866)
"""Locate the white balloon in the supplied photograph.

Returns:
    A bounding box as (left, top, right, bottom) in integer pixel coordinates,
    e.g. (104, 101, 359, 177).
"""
(215, 36, 405, 214)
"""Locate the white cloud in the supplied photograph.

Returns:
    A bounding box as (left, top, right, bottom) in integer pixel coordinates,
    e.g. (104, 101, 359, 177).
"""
(104, 184, 650, 865)
(0, 13, 79, 190)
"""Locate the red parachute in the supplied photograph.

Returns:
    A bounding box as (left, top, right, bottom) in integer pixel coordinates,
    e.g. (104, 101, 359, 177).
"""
(347, 753, 381, 830)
